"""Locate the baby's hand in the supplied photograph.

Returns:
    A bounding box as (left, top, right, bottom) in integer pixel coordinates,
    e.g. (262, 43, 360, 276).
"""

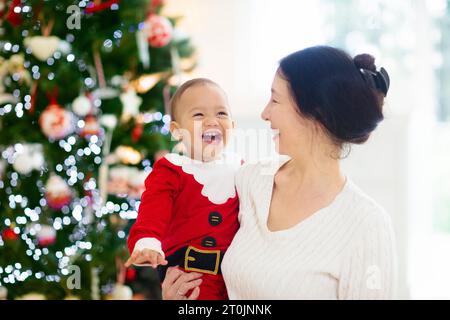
(125, 249, 168, 269)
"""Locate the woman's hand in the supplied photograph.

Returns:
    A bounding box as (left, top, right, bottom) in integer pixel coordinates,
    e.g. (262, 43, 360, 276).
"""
(162, 267, 203, 300)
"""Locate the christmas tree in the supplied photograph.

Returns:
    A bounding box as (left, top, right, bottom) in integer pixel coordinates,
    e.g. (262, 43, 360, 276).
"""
(0, 0, 195, 300)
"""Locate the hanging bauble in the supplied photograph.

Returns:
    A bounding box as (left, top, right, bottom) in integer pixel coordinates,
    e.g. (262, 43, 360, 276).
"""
(128, 170, 146, 199)
(110, 284, 133, 300)
(120, 88, 142, 123)
(39, 103, 74, 140)
(131, 115, 144, 143)
(100, 114, 118, 130)
(13, 143, 44, 175)
(0, 285, 7, 300)
(36, 225, 57, 247)
(115, 146, 143, 165)
(144, 14, 173, 48)
(44, 174, 72, 210)
(5, 0, 22, 26)
(125, 268, 137, 282)
(72, 94, 93, 117)
(1, 227, 18, 241)
(23, 36, 60, 61)
(107, 166, 130, 196)
(81, 114, 100, 137)
(13, 152, 34, 175)
(15, 293, 46, 300)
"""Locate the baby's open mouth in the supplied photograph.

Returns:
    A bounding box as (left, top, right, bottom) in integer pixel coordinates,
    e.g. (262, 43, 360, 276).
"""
(202, 130, 223, 144)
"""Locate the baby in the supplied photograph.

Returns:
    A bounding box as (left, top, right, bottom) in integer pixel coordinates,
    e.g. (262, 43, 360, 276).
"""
(126, 78, 242, 300)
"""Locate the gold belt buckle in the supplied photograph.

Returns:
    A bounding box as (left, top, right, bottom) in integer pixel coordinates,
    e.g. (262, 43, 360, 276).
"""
(184, 245, 221, 275)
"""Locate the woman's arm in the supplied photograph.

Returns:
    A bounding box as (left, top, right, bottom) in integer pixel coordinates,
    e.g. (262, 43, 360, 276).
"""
(161, 267, 203, 300)
(338, 208, 398, 299)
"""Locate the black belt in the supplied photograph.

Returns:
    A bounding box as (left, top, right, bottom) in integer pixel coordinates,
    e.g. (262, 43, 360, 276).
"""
(157, 245, 224, 282)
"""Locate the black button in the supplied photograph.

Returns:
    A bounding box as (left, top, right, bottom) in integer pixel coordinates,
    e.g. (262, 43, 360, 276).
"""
(208, 211, 222, 226)
(202, 236, 217, 248)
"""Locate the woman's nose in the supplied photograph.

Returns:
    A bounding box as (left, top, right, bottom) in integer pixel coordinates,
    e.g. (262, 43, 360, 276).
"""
(261, 105, 270, 121)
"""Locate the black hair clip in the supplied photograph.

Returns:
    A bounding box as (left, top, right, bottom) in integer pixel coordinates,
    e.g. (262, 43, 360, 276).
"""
(359, 67, 390, 96)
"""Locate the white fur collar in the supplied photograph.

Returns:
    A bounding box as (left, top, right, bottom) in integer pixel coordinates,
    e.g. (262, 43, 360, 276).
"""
(164, 152, 242, 204)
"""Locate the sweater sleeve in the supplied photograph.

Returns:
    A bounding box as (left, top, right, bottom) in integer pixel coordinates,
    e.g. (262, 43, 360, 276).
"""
(127, 158, 180, 259)
(338, 207, 398, 300)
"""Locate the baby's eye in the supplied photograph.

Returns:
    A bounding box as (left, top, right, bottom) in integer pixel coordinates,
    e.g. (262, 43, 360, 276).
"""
(193, 113, 204, 117)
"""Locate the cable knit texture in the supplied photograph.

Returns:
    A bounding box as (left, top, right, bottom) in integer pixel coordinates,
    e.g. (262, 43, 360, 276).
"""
(221, 156, 397, 300)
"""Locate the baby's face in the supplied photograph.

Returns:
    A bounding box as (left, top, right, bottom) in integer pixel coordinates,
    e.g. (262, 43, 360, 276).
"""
(170, 84, 234, 162)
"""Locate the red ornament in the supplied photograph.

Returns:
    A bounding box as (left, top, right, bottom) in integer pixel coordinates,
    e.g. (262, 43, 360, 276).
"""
(1, 227, 18, 241)
(39, 103, 74, 140)
(36, 225, 57, 247)
(5, 0, 22, 26)
(45, 175, 72, 210)
(125, 267, 137, 282)
(131, 122, 144, 143)
(81, 114, 100, 137)
(145, 14, 173, 48)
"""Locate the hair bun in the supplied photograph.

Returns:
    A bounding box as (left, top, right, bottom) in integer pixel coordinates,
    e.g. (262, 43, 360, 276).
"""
(353, 54, 376, 72)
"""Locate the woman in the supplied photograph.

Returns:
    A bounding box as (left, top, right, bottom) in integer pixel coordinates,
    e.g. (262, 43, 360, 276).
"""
(161, 45, 397, 300)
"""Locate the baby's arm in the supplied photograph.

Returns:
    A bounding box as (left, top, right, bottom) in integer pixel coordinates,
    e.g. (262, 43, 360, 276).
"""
(125, 247, 167, 268)
(126, 159, 180, 268)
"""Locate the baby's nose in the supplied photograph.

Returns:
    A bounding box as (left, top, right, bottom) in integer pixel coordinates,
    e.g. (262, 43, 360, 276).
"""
(203, 117, 220, 127)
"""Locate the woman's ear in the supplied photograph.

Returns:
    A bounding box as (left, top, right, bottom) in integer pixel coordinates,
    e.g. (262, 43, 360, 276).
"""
(170, 121, 182, 141)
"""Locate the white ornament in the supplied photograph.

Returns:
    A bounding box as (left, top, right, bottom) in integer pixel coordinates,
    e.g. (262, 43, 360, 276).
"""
(13, 144, 44, 174)
(13, 153, 33, 174)
(15, 292, 46, 300)
(36, 225, 57, 246)
(23, 36, 61, 61)
(39, 104, 74, 140)
(72, 95, 92, 116)
(100, 114, 118, 130)
(110, 284, 133, 300)
(45, 174, 72, 209)
(0, 286, 7, 300)
(120, 88, 142, 121)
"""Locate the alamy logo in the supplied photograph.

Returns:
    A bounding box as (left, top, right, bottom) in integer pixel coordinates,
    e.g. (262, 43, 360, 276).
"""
(67, 265, 81, 289)
(66, 5, 81, 30)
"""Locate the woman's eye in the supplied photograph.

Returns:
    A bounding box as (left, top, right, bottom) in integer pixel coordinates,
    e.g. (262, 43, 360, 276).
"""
(218, 112, 228, 116)
(272, 99, 279, 104)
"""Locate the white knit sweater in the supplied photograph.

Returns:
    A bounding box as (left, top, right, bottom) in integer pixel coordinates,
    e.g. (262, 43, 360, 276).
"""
(221, 155, 397, 300)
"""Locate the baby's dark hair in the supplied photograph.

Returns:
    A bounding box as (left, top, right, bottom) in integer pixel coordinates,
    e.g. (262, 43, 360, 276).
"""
(279, 45, 389, 146)
(169, 78, 226, 121)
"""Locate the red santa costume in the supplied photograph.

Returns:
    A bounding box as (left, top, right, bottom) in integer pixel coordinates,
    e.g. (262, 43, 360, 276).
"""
(127, 152, 242, 300)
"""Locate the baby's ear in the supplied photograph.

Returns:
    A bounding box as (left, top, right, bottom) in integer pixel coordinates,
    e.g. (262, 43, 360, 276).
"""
(170, 121, 182, 141)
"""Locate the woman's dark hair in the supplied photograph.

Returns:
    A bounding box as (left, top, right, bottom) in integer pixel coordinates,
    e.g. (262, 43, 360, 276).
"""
(279, 45, 389, 146)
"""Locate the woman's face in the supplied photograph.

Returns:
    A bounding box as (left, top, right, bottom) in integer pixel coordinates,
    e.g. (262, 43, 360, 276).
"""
(261, 72, 324, 157)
